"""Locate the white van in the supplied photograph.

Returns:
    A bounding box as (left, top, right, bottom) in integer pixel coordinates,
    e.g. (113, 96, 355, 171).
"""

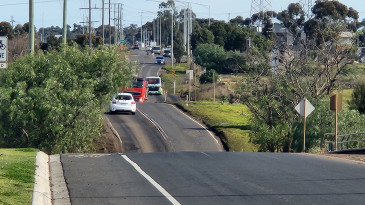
(152, 46, 161, 55)
(146, 77, 162, 95)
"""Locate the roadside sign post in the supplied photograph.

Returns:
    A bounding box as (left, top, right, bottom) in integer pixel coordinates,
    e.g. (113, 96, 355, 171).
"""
(295, 97, 315, 152)
(330, 94, 342, 151)
(0, 36, 8, 68)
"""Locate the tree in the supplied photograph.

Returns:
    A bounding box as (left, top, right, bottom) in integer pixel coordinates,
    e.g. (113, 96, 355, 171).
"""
(74, 34, 103, 48)
(190, 25, 214, 49)
(0, 46, 135, 153)
(349, 82, 365, 114)
(304, 0, 358, 44)
(277, 3, 305, 37)
(193, 43, 227, 73)
(0, 21, 14, 39)
(173, 29, 185, 63)
(209, 21, 227, 47)
(237, 1, 358, 152)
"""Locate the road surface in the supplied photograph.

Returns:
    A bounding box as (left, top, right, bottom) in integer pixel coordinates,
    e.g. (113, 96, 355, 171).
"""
(61, 152, 365, 205)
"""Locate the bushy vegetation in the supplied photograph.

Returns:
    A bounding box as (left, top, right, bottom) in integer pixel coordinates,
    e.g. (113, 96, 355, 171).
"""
(349, 82, 365, 114)
(0, 46, 135, 154)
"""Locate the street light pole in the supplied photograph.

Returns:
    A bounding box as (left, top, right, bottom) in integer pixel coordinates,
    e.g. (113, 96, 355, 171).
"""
(171, 9, 173, 69)
(62, 0, 67, 45)
(140, 12, 143, 46)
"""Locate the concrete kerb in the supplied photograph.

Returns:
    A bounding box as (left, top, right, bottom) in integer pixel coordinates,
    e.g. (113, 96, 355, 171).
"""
(32, 151, 52, 205)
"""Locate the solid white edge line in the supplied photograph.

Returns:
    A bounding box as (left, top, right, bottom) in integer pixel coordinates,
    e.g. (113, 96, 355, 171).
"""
(121, 155, 181, 205)
(169, 104, 222, 149)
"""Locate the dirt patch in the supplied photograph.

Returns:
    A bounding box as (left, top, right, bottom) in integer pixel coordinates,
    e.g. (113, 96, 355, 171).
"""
(321, 153, 365, 164)
(93, 118, 122, 153)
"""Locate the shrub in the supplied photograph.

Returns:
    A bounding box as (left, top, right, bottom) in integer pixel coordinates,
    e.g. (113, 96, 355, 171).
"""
(0, 46, 134, 154)
(349, 82, 365, 114)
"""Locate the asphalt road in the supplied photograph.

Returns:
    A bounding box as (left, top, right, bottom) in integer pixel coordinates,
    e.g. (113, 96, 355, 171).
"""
(61, 152, 365, 205)
(56, 50, 365, 205)
(107, 49, 222, 152)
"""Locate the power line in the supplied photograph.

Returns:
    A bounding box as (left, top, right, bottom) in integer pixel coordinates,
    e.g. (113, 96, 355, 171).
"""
(0, 0, 62, 6)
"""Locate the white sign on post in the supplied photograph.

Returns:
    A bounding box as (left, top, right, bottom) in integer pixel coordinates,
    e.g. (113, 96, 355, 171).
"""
(0, 36, 8, 68)
(295, 98, 315, 118)
(295, 98, 315, 152)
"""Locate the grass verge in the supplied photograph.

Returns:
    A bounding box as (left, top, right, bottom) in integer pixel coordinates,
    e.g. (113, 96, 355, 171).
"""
(176, 101, 257, 152)
(0, 148, 38, 205)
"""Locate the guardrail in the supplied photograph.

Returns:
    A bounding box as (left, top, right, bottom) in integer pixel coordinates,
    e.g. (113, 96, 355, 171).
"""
(322, 132, 365, 152)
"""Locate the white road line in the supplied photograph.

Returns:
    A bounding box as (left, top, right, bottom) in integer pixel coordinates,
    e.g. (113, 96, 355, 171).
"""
(121, 155, 181, 205)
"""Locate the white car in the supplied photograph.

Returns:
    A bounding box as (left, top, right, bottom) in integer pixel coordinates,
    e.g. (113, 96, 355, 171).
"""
(109, 93, 136, 115)
(154, 56, 165, 64)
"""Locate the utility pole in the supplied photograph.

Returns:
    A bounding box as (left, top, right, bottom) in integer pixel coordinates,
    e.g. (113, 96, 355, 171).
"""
(159, 11, 162, 46)
(10, 16, 15, 27)
(171, 8, 174, 69)
(88, 0, 91, 48)
(102, 0, 105, 45)
(80, 1, 100, 48)
(109, 0, 111, 45)
(120, 4, 124, 40)
(250, 0, 273, 29)
(299, 0, 313, 19)
(62, 0, 67, 45)
(29, 0, 35, 55)
(140, 12, 143, 46)
(114, 4, 117, 44)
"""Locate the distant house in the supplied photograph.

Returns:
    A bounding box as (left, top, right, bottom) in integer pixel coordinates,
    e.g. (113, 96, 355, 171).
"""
(273, 23, 294, 46)
(339, 32, 354, 45)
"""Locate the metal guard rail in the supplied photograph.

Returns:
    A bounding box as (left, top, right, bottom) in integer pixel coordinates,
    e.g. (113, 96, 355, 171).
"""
(322, 132, 365, 152)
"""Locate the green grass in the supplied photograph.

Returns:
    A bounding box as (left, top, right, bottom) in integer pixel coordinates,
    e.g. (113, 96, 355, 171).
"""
(161, 64, 190, 96)
(177, 101, 257, 152)
(163, 63, 189, 73)
(0, 148, 38, 205)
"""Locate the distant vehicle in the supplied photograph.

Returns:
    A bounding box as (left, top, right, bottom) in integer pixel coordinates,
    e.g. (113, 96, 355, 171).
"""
(152, 46, 161, 55)
(121, 78, 149, 102)
(163, 49, 171, 57)
(146, 46, 152, 51)
(109, 93, 136, 115)
(146, 76, 163, 95)
(154, 56, 165, 64)
(132, 44, 139, 49)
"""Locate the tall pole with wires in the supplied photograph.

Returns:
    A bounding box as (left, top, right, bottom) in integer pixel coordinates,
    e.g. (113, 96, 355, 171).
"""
(102, 0, 105, 45)
(88, 0, 92, 48)
(62, 0, 67, 45)
(250, 0, 273, 29)
(29, 0, 35, 54)
(299, 0, 313, 19)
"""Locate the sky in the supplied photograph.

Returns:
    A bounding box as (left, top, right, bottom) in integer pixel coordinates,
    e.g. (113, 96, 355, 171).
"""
(0, 0, 364, 30)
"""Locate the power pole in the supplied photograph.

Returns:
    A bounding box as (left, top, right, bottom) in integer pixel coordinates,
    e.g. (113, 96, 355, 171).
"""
(140, 12, 143, 45)
(171, 9, 174, 69)
(250, 0, 273, 29)
(159, 12, 161, 46)
(62, 0, 67, 45)
(10, 16, 15, 27)
(299, 0, 313, 19)
(102, 0, 105, 45)
(121, 4, 124, 40)
(80, 1, 101, 48)
(109, 0, 111, 45)
(88, 0, 91, 48)
(29, 0, 35, 55)
(114, 4, 117, 44)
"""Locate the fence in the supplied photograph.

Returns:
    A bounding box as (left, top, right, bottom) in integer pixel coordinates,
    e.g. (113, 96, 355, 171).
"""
(322, 132, 365, 152)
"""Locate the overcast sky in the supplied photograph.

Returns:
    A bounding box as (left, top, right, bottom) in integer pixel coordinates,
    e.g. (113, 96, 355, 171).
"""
(0, 0, 364, 29)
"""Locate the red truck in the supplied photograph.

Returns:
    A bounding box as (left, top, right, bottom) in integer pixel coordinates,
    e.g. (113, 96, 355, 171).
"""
(121, 78, 149, 102)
